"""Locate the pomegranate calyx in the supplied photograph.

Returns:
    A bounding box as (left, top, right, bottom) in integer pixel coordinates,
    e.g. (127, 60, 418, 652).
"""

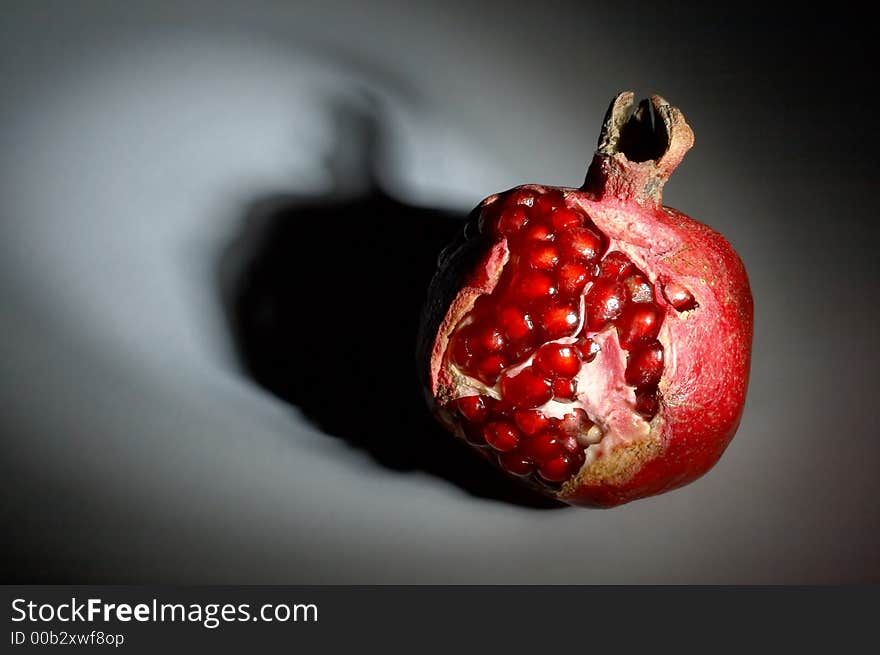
(583, 91, 694, 209)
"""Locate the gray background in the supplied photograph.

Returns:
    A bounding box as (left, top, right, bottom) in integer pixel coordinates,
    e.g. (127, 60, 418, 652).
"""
(2, 1, 877, 583)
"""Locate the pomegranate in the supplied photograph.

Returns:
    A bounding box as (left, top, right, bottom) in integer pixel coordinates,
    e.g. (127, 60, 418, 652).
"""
(418, 92, 753, 507)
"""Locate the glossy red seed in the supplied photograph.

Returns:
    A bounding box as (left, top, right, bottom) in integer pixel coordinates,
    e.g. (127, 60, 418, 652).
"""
(513, 409, 550, 436)
(453, 395, 489, 423)
(450, 332, 472, 367)
(508, 340, 539, 363)
(525, 244, 560, 270)
(484, 421, 520, 452)
(625, 341, 664, 387)
(558, 227, 603, 263)
(520, 221, 554, 243)
(533, 343, 581, 378)
(537, 455, 572, 482)
(616, 304, 663, 349)
(473, 354, 507, 385)
(568, 448, 586, 470)
(504, 188, 538, 208)
(549, 207, 583, 231)
(624, 273, 654, 303)
(635, 388, 660, 417)
(552, 378, 578, 401)
(662, 281, 698, 311)
(514, 271, 556, 302)
(559, 434, 580, 453)
(584, 279, 627, 330)
(575, 337, 600, 362)
(599, 251, 634, 279)
(526, 432, 562, 463)
(500, 368, 553, 409)
(497, 208, 528, 236)
(498, 306, 534, 342)
(471, 325, 506, 354)
(556, 262, 591, 296)
(470, 293, 496, 316)
(499, 452, 533, 476)
(539, 304, 580, 339)
(532, 190, 565, 216)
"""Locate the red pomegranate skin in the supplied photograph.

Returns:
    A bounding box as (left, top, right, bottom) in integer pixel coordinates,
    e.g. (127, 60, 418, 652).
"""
(418, 92, 753, 507)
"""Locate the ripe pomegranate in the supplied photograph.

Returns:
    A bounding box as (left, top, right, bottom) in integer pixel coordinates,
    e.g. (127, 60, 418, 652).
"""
(418, 92, 753, 507)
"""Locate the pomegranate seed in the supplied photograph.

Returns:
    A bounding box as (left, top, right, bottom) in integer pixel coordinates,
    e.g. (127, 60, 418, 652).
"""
(584, 279, 627, 330)
(526, 431, 562, 463)
(599, 251, 634, 279)
(539, 304, 579, 339)
(537, 455, 572, 482)
(525, 243, 560, 270)
(508, 340, 539, 363)
(484, 421, 520, 452)
(556, 262, 591, 296)
(616, 304, 663, 349)
(549, 207, 583, 231)
(513, 409, 550, 436)
(532, 190, 565, 216)
(662, 281, 698, 311)
(470, 293, 495, 317)
(505, 188, 538, 208)
(471, 325, 506, 354)
(533, 343, 581, 378)
(575, 337, 600, 362)
(635, 388, 660, 417)
(520, 221, 554, 243)
(497, 207, 529, 236)
(500, 368, 552, 409)
(557, 227, 603, 263)
(552, 378, 578, 401)
(473, 354, 507, 385)
(514, 271, 557, 302)
(559, 434, 580, 453)
(625, 341, 664, 387)
(453, 395, 490, 423)
(624, 273, 654, 303)
(498, 306, 534, 342)
(450, 332, 472, 367)
(499, 452, 533, 476)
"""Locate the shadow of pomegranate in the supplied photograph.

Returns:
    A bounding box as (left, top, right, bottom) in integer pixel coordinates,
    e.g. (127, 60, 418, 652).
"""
(218, 99, 563, 508)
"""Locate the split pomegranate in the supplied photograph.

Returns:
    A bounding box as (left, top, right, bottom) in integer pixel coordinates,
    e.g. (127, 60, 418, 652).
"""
(418, 92, 753, 507)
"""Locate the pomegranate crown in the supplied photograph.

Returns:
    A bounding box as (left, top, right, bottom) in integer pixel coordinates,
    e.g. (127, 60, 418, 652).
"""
(584, 91, 695, 208)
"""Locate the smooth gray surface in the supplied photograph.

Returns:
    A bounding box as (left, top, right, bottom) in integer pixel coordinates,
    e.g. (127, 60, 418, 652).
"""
(2, 1, 877, 583)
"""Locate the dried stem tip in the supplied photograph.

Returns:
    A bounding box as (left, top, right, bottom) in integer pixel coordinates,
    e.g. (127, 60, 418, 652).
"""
(583, 91, 694, 208)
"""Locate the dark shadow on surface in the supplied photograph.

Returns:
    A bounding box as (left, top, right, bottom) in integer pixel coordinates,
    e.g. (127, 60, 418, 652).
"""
(218, 99, 564, 508)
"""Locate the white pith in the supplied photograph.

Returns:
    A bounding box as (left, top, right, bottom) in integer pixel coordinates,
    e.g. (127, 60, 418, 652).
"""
(450, 328, 656, 467)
